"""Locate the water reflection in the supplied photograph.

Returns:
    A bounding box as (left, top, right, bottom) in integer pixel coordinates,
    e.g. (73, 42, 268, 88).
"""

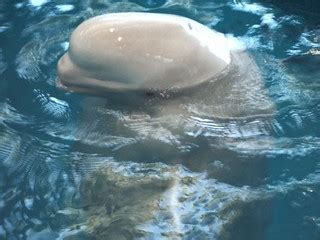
(1, 0, 320, 239)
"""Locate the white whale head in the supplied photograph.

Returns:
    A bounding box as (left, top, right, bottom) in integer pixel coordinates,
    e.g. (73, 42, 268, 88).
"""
(56, 12, 231, 96)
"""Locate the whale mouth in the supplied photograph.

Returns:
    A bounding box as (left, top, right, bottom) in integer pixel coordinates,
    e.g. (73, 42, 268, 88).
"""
(56, 77, 89, 94)
(55, 53, 227, 98)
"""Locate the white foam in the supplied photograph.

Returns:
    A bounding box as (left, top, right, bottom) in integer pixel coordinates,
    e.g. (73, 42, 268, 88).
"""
(56, 4, 74, 12)
(61, 42, 69, 51)
(0, 25, 10, 33)
(29, 0, 49, 7)
(261, 13, 278, 29)
(24, 197, 34, 210)
(231, 2, 268, 15)
(15, 3, 24, 8)
(287, 31, 320, 55)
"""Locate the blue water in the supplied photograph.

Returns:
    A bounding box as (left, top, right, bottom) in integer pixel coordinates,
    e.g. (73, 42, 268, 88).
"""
(0, 0, 320, 239)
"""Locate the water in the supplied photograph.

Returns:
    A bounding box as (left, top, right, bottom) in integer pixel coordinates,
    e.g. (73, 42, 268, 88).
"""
(0, 0, 320, 239)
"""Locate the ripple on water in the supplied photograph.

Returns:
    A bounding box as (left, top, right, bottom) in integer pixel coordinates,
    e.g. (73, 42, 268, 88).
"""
(16, 15, 80, 83)
(32, 89, 71, 120)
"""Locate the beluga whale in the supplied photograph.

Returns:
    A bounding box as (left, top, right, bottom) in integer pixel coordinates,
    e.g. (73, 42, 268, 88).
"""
(54, 12, 276, 183)
(56, 12, 274, 119)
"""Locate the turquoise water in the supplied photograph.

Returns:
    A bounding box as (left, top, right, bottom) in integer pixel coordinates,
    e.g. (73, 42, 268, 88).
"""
(0, 0, 320, 239)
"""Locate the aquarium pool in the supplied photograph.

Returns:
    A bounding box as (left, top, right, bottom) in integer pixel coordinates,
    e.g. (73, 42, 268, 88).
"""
(0, 0, 320, 239)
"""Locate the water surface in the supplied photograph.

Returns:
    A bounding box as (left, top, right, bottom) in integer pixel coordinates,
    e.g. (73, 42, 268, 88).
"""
(0, 0, 320, 239)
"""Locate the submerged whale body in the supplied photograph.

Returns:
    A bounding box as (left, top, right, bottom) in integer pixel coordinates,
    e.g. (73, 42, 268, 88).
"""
(56, 12, 231, 96)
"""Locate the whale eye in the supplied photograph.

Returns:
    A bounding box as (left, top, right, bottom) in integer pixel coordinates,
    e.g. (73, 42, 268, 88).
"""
(188, 23, 193, 30)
